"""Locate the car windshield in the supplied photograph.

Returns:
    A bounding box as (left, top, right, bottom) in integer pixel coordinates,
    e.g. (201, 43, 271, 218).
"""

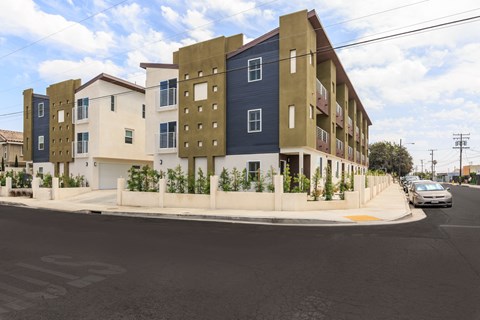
(405, 176, 420, 181)
(415, 183, 444, 191)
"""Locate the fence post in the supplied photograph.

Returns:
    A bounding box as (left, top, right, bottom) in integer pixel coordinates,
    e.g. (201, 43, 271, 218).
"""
(32, 177, 41, 199)
(158, 178, 166, 208)
(274, 174, 283, 211)
(6, 177, 12, 196)
(210, 175, 218, 210)
(354, 175, 365, 205)
(117, 178, 125, 205)
(52, 177, 59, 200)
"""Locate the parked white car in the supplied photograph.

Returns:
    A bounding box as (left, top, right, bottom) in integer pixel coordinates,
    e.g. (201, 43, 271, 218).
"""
(408, 181, 453, 208)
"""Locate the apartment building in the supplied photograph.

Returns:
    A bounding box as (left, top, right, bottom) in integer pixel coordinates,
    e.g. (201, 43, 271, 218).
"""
(142, 9, 371, 183)
(23, 79, 81, 176)
(0, 130, 25, 170)
(69, 73, 152, 189)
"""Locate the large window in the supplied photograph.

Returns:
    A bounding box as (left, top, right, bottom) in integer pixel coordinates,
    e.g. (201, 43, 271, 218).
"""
(160, 79, 177, 107)
(77, 132, 89, 154)
(38, 103, 44, 118)
(247, 109, 262, 133)
(77, 98, 89, 120)
(38, 136, 44, 150)
(247, 161, 261, 181)
(125, 129, 133, 144)
(248, 57, 262, 82)
(160, 121, 177, 149)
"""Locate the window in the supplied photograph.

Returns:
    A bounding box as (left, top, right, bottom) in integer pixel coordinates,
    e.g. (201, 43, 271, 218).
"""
(111, 95, 115, 111)
(309, 51, 314, 65)
(247, 161, 260, 181)
(38, 103, 44, 117)
(198, 71, 203, 77)
(198, 106, 203, 112)
(160, 79, 177, 107)
(212, 122, 218, 128)
(184, 91, 189, 97)
(77, 132, 89, 154)
(309, 105, 314, 119)
(58, 110, 65, 123)
(38, 136, 44, 150)
(198, 141, 203, 147)
(212, 67, 218, 74)
(38, 167, 43, 174)
(160, 121, 176, 149)
(212, 103, 218, 110)
(336, 161, 339, 178)
(184, 125, 189, 131)
(184, 74, 189, 80)
(288, 105, 295, 129)
(77, 98, 89, 120)
(26, 106, 29, 119)
(212, 140, 218, 146)
(248, 109, 262, 133)
(184, 142, 189, 148)
(290, 49, 296, 73)
(125, 129, 133, 144)
(213, 85, 218, 92)
(197, 123, 203, 130)
(142, 104, 145, 119)
(248, 57, 262, 82)
(194, 82, 208, 101)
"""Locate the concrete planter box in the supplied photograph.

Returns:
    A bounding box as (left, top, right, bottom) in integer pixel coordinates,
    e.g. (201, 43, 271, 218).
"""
(57, 187, 91, 200)
(165, 193, 210, 209)
(122, 191, 160, 207)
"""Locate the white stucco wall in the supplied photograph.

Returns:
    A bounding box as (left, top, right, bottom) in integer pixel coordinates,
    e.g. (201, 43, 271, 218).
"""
(33, 162, 55, 176)
(214, 154, 279, 176)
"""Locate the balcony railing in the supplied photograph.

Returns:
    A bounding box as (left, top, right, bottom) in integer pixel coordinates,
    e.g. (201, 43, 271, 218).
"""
(156, 88, 177, 110)
(336, 138, 344, 158)
(315, 79, 329, 115)
(316, 79, 328, 101)
(74, 140, 88, 156)
(356, 151, 361, 163)
(336, 102, 343, 117)
(155, 132, 177, 152)
(348, 116, 353, 136)
(316, 126, 329, 153)
(73, 106, 89, 123)
(355, 126, 360, 141)
(348, 146, 354, 161)
(335, 102, 344, 128)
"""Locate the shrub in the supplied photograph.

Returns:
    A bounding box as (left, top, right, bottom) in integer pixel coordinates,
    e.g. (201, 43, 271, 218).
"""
(283, 164, 292, 193)
(219, 168, 231, 191)
(311, 167, 322, 201)
(231, 167, 241, 191)
(127, 166, 160, 192)
(323, 166, 333, 201)
(195, 168, 207, 194)
(240, 168, 251, 191)
(266, 166, 276, 193)
(293, 172, 310, 193)
(254, 170, 265, 193)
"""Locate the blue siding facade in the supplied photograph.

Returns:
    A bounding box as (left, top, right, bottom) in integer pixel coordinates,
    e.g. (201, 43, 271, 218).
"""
(32, 94, 50, 162)
(226, 34, 279, 155)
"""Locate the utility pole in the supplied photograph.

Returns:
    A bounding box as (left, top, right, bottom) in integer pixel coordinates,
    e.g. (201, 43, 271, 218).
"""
(420, 159, 424, 174)
(453, 133, 470, 185)
(428, 149, 437, 181)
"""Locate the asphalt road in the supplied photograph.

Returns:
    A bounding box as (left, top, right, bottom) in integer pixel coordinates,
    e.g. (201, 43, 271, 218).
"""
(0, 185, 479, 320)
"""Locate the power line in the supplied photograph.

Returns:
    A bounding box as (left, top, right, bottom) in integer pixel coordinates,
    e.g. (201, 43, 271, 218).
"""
(2, 13, 480, 118)
(0, 0, 130, 60)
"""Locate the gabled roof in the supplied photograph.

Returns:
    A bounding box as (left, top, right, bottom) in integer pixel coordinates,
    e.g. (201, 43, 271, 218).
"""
(0, 129, 23, 143)
(75, 73, 145, 94)
(139, 63, 179, 70)
(227, 28, 279, 59)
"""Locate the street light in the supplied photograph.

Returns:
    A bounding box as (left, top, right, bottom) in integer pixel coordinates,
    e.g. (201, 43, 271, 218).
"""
(398, 139, 415, 178)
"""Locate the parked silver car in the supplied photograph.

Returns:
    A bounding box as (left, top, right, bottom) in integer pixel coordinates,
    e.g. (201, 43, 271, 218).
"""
(408, 181, 452, 208)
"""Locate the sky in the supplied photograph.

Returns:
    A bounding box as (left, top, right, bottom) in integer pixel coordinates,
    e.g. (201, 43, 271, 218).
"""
(0, 0, 479, 174)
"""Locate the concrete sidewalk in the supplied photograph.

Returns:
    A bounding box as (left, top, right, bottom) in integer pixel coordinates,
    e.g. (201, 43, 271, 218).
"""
(0, 184, 425, 226)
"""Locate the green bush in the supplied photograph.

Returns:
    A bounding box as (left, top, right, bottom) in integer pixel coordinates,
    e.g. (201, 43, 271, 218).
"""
(311, 167, 322, 201)
(127, 166, 159, 192)
(292, 172, 310, 193)
(240, 168, 251, 191)
(266, 166, 276, 193)
(283, 164, 292, 193)
(323, 166, 333, 201)
(231, 167, 241, 191)
(219, 168, 231, 191)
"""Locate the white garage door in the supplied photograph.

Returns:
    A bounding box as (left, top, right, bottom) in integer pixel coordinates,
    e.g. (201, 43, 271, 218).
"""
(99, 163, 132, 190)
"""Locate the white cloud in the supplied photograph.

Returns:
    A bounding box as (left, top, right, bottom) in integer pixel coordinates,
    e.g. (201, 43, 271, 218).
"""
(0, 0, 115, 54)
(38, 57, 123, 84)
(111, 3, 148, 33)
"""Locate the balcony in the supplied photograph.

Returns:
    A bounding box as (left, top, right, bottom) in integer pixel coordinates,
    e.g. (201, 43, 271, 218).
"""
(335, 102, 344, 128)
(336, 138, 344, 158)
(73, 106, 89, 124)
(316, 126, 329, 153)
(348, 116, 353, 136)
(155, 132, 177, 153)
(361, 154, 366, 165)
(356, 151, 361, 164)
(355, 126, 360, 141)
(361, 132, 365, 146)
(348, 146, 354, 161)
(156, 87, 177, 111)
(315, 79, 329, 115)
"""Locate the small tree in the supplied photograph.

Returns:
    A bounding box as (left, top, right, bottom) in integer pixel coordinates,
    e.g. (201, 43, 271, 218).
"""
(240, 168, 251, 191)
(283, 163, 292, 193)
(14, 155, 19, 167)
(1, 157, 5, 171)
(293, 173, 310, 193)
(266, 166, 276, 193)
(311, 167, 322, 201)
(174, 165, 186, 193)
(219, 167, 231, 191)
(166, 168, 176, 193)
(255, 169, 265, 193)
(323, 166, 333, 200)
(349, 172, 354, 191)
(339, 172, 349, 200)
(231, 167, 241, 191)
(187, 174, 195, 194)
(195, 168, 207, 194)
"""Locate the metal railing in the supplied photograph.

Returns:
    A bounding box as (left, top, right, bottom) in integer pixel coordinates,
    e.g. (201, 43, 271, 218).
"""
(316, 126, 329, 143)
(348, 116, 353, 127)
(336, 138, 344, 151)
(160, 88, 177, 107)
(336, 102, 343, 117)
(74, 140, 88, 155)
(348, 146, 353, 156)
(316, 79, 328, 100)
(155, 132, 177, 150)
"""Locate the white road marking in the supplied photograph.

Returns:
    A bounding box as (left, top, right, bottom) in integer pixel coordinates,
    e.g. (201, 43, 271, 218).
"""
(16, 263, 78, 280)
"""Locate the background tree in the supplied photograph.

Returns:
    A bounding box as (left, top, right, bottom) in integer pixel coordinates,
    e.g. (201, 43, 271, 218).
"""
(1, 157, 4, 171)
(14, 155, 19, 167)
(369, 141, 413, 176)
